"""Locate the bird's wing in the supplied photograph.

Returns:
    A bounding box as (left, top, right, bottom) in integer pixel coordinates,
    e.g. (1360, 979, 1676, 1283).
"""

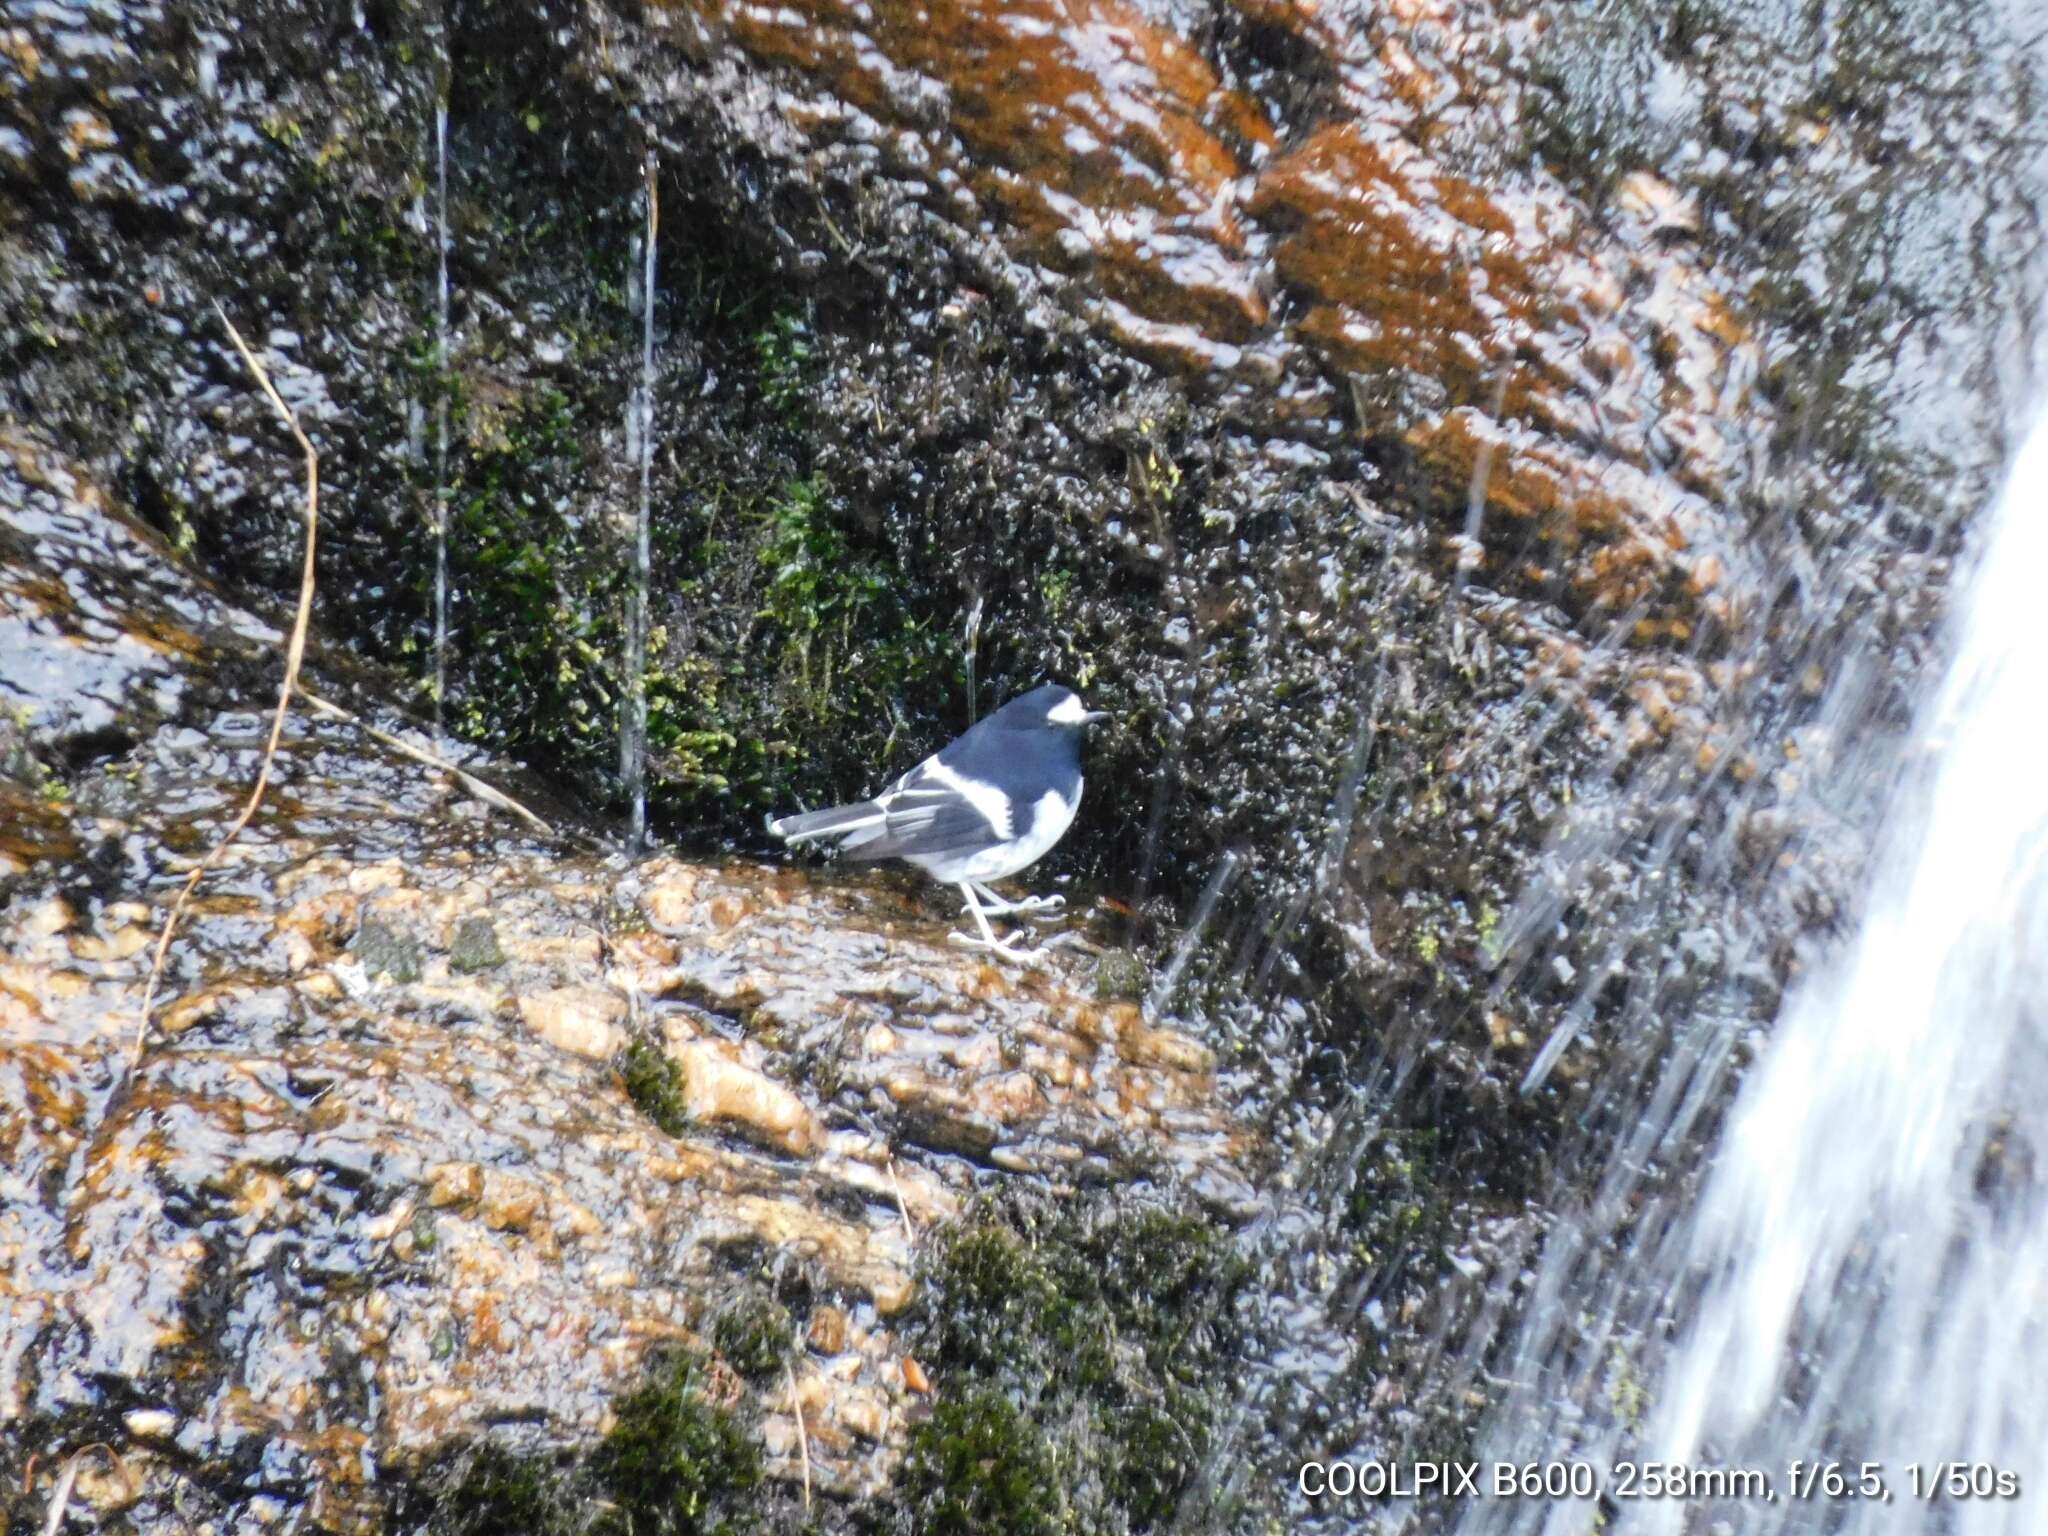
(836, 756, 1011, 863)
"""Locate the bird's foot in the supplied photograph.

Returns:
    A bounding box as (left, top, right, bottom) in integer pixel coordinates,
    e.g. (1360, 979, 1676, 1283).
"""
(947, 927, 1045, 963)
(997, 900, 1069, 924)
(947, 927, 1084, 965)
(970, 888, 1066, 918)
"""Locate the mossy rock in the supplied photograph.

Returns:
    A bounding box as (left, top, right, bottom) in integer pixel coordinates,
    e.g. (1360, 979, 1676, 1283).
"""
(711, 1291, 793, 1382)
(426, 1442, 582, 1536)
(1093, 948, 1149, 1001)
(420, 1351, 761, 1536)
(354, 916, 423, 984)
(588, 1353, 763, 1534)
(620, 1037, 692, 1137)
(449, 915, 506, 974)
(900, 1390, 1073, 1536)
(904, 1199, 1252, 1533)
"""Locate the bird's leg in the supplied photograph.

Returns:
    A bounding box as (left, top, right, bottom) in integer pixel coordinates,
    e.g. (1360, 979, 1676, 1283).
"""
(969, 881, 1066, 919)
(948, 883, 1055, 962)
(953, 882, 1003, 946)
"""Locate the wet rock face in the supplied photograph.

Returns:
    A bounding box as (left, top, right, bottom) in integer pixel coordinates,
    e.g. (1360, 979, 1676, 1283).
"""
(2, 0, 2020, 839)
(1, 0, 2011, 970)
(0, 0, 438, 616)
(0, 443, 1250, 1529)
(0, 0, 1790, 848)
(669, 0, 1775, 624)
(688, 0, 1279, 352)
(2, 0, 2039, 1527)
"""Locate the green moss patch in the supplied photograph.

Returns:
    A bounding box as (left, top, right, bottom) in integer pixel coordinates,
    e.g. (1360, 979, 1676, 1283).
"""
(901, 1390, 1070, 1536)
(425, 1442, 581, 1536)
(900, 1201, 1251, 1534)
(441, 379, 622, 773)
(620, 1038, 692, 1138)
(421, 1350, 762, 1536)
(353, 916, 424, 984)
(449, 915, 506, 974)
(589, 1353, 763, 1533)
(711, 1291, 794, 1382)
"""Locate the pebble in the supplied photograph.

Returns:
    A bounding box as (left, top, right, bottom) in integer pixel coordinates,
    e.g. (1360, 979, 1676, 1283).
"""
(124, 1408, 177, 1439)
(517, 985, 626, 1059)
(674, 1039, 825, 1157)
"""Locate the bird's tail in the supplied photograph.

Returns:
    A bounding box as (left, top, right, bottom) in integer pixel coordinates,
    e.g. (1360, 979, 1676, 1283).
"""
(767, 800, 887, 844)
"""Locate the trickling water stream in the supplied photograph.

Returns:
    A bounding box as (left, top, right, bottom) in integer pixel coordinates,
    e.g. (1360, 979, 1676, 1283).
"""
(431, 99, 452, 742)
(621, 149, 658, 853)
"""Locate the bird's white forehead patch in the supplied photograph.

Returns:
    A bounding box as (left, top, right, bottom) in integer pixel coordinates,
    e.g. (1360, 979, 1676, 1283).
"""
(1046, 692, 1094, 724)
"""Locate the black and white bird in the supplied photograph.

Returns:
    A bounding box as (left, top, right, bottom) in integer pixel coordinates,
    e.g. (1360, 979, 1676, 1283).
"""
(767, 684, 1108, 960)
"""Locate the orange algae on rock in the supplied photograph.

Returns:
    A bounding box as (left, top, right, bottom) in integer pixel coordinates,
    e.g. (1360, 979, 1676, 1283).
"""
(664, 0, 1274, 340)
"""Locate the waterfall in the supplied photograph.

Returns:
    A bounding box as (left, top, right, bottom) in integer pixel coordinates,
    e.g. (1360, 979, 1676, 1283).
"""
(431, 98, 451, 742)
(620, 148, 658, 854)
(1636, 406, 2048, 1533)
(1451, 404, 2048, 1536)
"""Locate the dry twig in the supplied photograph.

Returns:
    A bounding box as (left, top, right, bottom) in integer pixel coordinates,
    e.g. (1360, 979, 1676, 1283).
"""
(886, 1155, 919, 1246)
(38, 1455, 80, 1536)
(786, 1358, 812, 1513)
(296, 688, 554, 835)
(40, 1444, 117, 1536)
(134, 305, 319, 1066)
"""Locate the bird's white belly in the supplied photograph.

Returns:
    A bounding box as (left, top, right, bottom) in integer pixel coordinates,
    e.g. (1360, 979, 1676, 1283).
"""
(917, 785, 1079, 884)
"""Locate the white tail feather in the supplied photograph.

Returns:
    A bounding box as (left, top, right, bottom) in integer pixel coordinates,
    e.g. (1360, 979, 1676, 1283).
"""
(768, 803, 888, 842)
